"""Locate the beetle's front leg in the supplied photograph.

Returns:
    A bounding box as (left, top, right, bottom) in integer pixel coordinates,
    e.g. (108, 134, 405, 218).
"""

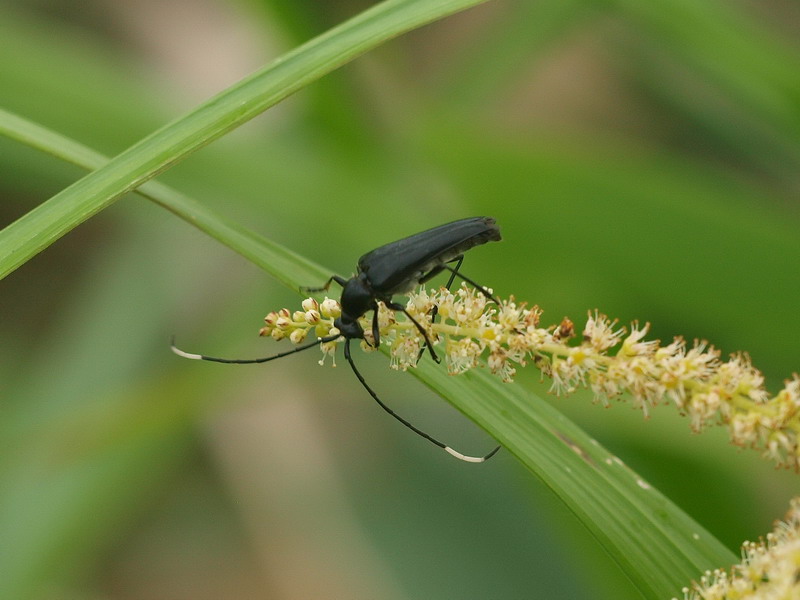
(300, 274, 348, 294)
(370, 304, 381, 348)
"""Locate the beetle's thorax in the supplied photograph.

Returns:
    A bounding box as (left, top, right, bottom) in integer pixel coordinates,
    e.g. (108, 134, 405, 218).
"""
(335, 273, 374, 339)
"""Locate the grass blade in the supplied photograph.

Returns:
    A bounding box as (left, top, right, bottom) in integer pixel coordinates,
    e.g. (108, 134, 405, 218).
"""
(0, 0, 489, 280)
(0, 107, 328, 290)
(417, 362, 737, 598)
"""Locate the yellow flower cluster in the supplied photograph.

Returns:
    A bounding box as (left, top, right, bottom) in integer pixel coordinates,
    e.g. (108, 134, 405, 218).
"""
(259, 283, 800, 470)
(678, 498, 800, 600)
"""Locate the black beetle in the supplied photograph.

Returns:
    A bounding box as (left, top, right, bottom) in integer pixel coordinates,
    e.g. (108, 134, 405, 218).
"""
(307, 216, 501, 360)
(172, 217, 502, 462)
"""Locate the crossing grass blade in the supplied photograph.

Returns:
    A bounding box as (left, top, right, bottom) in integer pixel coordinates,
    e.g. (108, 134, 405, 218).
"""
(0, 0, 490, 281)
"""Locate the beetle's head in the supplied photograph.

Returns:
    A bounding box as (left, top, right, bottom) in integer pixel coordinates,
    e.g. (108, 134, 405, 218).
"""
(337, 275, 374, 335)
(333, 315, 364, 340)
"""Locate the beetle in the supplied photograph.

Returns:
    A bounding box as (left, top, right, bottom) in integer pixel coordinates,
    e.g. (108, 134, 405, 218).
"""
(306, 216, 501, 359)
(172, 217, 502, 462)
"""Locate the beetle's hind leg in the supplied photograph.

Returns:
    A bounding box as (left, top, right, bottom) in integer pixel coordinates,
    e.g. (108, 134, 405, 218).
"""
(439, 263, 499, 305)
(416, 256, 464, 363)
(416, 256, 499, 362)
(441, 255, 464, 290)
(421, 255, 462, 328)
(419, 255, 498, 303)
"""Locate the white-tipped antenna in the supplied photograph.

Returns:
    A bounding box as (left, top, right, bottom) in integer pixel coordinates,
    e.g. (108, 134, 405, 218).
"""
(170, 342, 204, 360)
(170, 334, 339, 365)
(170, 334, 501, 463)
(445, 445, 500, 463)
(342, 338, 500, 464)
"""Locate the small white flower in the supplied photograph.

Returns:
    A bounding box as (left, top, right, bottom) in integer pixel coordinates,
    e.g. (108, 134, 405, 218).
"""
(446, 337, 482, 375)
(389, 335, 421, 371)
(583, 311, 624, 352)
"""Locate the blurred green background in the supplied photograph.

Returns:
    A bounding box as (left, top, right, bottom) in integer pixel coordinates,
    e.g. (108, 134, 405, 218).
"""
(1, 0, 799, 598)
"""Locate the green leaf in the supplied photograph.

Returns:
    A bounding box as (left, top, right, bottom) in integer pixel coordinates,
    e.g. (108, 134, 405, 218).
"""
(1, 109, 737, 599)
(0, 107, 327, 290)
(611, 0, 800, 149)
(416, 362, 737, 598)
(0, 0, 489, 280)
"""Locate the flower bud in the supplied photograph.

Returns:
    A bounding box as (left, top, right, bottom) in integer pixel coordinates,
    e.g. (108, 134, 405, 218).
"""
(302, 297, 319, 312)
(290, 329, 308, 344)
(320, 298, 341, 318)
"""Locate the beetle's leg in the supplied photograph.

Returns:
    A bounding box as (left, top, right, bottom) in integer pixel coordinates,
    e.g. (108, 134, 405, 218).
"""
(370, 305, 381, 348)
(417, 256, 465, 362)
(429, 255, 464, 315)
(300, 274, 348, 294)
(385, 301, 441, 364)
(344, 339, 500, 463)
(419, 255, 465, 289)
(442, 255, 464, 290)
(440, 265, 500, 305)
(417, 255, 463, 291)
(418, 264, 445, 284)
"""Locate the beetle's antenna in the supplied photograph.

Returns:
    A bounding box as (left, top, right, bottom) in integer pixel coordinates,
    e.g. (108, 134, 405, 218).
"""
(343, 339, 500, 463)
(170, 334, 339, 364)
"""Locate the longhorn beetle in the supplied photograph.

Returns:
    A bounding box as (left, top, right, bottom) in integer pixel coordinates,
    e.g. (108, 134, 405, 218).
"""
(172, 217, 502, 462)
